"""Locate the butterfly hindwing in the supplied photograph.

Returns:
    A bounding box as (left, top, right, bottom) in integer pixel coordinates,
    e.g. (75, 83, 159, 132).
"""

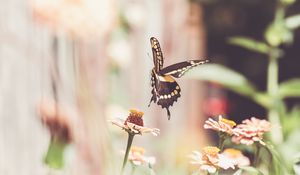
(150, 37, 164, 72)
(156, 78, 181, 120)
(149, 70, 181, 120)
(159, 60, 209, 78)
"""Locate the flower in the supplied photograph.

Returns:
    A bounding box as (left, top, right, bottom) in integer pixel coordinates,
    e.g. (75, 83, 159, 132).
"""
(189, 146, 235, 173)
(204, 115, 236, 135)
(37, 99, 81, 169)
(37, 99, 75, 143)
(127, 146, 156, 166)
(221, 148, 250, 167)
(30, 0, 117, 38)
(232, 117, 271, 145)
(110, 109, 160, 136)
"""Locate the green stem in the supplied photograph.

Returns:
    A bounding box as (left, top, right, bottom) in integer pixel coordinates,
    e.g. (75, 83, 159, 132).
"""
(131, 164, 136, 175)
(121, 133, 134, 174)
(44, 137, 67, 169)
(218, 132, 226, 151)
(275, 3, 285, 23)
(267, 52, 283, 144)
(266, 1, 286, 145)
(253, 143, 260, 166)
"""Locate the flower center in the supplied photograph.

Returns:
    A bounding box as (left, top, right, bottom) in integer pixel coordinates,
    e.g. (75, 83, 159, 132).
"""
(223, 148, 242, 158)
(202, 146, 220, 156)
(131, 146, 145, 155)
(124, 109, 144, 126)
(220, 118, 236, 127)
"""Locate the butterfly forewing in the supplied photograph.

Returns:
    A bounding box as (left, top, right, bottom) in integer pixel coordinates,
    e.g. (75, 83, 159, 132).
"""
(159, 60, 209, 78)
(150, 37, 164, 72)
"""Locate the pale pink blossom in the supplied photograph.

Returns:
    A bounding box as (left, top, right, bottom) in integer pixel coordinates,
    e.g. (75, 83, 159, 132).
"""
(221, 148, 250, 167)
(232, 117, 271, 145)
(204, 115, 236, 135)
(189, 146, 235, 173)
(127, 146, 156, 166)
(30, 0, 116, 38)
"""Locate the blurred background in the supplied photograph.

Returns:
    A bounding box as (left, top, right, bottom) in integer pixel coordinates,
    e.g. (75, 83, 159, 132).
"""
(1, 0, 300, 174)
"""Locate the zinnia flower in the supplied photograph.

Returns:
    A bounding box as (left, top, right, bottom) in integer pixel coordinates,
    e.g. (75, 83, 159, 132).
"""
(30, 0, 116, 38)
(189, 146, 235, 173)
(204, 115, 236, 135)
(221, 148, 250, 167)
(37, 99, 78, 169)
(110, 109, 160, 136)
(127, 146, 156, 166)
(232, 117, 271, 145)
(38, 99, 74, 143)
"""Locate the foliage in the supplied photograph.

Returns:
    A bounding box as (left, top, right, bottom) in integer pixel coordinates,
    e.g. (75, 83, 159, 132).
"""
(187, 0, 300, 174)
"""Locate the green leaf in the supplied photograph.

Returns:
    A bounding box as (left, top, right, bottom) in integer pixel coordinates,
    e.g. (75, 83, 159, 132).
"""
(238, 166, 264, 175)
(265, 22, 293, 46)
(279, 129, 300, 172)
(286, 14, 300, 30)
(186, 64, 270, 108)
(187, 64, 256, 95)
(228, 36, 271, 54)
(281, 0, 296, 5)
(279, 79, 300, 98)
(282, 106, 300, 135)
(233, 169, 243, 175)
(265, 143, 289, 175)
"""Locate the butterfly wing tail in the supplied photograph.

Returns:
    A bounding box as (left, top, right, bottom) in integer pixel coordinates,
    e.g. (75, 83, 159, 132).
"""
(148, 95, 155, 107)
(148, 88, 157, 107)
(166, 107, 171, 120)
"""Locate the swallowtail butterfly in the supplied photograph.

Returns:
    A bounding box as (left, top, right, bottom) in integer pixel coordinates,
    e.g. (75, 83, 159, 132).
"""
(148, 37, 209, 120)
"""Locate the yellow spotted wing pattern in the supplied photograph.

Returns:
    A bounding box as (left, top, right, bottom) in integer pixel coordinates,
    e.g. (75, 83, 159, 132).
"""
(150, 37, 164, 72)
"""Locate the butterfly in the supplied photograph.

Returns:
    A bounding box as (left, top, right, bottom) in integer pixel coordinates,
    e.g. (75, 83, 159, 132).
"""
(148, 37, 209, 120)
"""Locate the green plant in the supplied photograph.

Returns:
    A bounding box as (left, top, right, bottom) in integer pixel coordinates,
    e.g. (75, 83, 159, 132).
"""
(187, 0, 300, 174)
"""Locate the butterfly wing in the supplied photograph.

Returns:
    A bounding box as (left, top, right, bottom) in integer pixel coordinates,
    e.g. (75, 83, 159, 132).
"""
(159, 60, 209, 78)
(150, 37, 164, 72)
(148, 70, 181, 120)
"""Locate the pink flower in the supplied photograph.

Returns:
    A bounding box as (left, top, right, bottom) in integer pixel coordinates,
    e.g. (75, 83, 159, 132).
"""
(127, 146, 156, 166)
(110, 109, 160, 136)
(37, 99, 76, 143)
(30, 0, 116, 38)
(221, 148, 250, 167)
(189, 146, 235, 174)
(204, 115, 237, 135)
(232, 117, 271, 145)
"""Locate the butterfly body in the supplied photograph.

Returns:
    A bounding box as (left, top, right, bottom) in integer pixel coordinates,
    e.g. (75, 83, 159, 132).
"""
(148, 37, 208, 120)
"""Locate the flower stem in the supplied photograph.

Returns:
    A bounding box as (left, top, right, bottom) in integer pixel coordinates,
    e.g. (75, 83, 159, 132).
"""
(253, 143, 260, 166)
(267, 52, 283, 144)
(121, 133, 134, 174)
(131, 164, 136, 175)
(218, 132, 226, 151)
(267, 0, 286, 145)
(44, 137, 67, 169)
